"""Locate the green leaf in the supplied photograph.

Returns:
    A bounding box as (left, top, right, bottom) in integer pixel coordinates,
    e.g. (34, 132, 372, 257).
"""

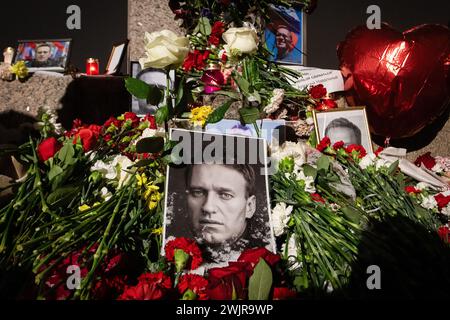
(47, 185, 79, 207)
(48, 165, 63, 182)
(57, 142, 75, 165)
(388, 160, 399, 175)
(194, 17, 211, 36)
(239, 107, 260, 124)
(341, 206, 361, 224)
(248, 258, 273, 300)
(136, 137, 165, 154)
(233, 73, 250, 96)
(214, 90, 241, 100)
(125, 77, 150, 99)
(317, 155, 330, 172)
(155, 105, 169, 124)
(206, 99, 236, 124)
(303, 164, 317, 180)
(147, 85, 164, 106)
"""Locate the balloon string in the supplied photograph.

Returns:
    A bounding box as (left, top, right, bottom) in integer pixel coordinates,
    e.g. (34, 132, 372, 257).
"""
(384, 137, 391, 148)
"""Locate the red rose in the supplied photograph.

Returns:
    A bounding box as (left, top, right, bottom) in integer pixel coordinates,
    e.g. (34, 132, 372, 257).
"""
(118, 272, 172, 300)
(207, 263, 248, 300)
(37, 137, 62, 162)
(309, 84, 327, 99)
(273, 287, 297, 300)
(434, 193, 450, 210)
(345, 144, 367, 159)
(317, 137, 331, 152)
(178, 274, 209, 300)
(104, 116, 122, 129)
(74, 128, 98, 152)
(165, 237, 203, 270)
(414, 152, 436, 170)
(237, 248, 280, 270)
(311, 193, 326, 203)
(332, 141, 345, 150)
(405, 186, 421, 194)
(142, 114, 157, 129)
(438, 226, 450, 243)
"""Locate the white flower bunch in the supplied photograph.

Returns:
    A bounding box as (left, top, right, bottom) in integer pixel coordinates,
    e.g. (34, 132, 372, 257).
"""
(264, 89, 285, 114)
(271, 202, 293, 237)
(35, 106, 63, 135)
(358, 153, 390, 171)
(91, 154, 136, 189)
(271, 141, 307, 171)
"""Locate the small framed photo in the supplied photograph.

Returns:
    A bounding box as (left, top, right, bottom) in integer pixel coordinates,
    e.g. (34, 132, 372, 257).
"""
(130, 61, 175, 117)
(313, 107, 374, 153)
(264, 4, 307, 65)
(163, 129, 276, 269)
(105, 40, 128, 75)
(14, 39, 72, 72)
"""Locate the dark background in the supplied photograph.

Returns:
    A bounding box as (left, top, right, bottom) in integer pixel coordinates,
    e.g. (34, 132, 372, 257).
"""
(307, 0, 450, 68)
(0, 0, 128, 73)
(0, 0, 448, 71)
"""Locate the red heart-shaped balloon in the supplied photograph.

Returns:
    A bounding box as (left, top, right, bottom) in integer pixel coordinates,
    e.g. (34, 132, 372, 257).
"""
(338, 24, 450, 138)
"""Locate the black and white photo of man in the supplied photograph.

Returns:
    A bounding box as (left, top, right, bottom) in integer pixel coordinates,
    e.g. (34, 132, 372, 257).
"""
(163, 130, 276, 268)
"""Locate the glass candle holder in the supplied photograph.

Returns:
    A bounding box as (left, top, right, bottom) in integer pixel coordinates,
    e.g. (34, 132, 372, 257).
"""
(201, 63, 224, 94)
(3, 47, 14, 65)
(86, 58, 100, 75)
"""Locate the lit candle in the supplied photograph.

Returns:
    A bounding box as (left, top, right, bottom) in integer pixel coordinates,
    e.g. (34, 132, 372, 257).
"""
(86, 58, 100, 75)
(3, 47, 14, 65)
(201, 63, 225, 94)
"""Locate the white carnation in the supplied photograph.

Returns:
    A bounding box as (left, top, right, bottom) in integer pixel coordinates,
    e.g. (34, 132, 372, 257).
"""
(295, 168, 316, 194)
(91, 159, 117, 180)
(359, 153, 376, 170)
(111, 155, 135, 188)
(271, 202, 293, 237)
(421, 195, 438, 210)
(416, 182, 432, 191)
(375, 158, 391, 170)
(271, 141, 307, 170)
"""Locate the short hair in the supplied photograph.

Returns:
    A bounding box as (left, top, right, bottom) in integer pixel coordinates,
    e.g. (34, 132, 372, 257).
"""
(325, 117, 362, 145)
(185, 164, 256, 198)
(36, 43, 51, 52)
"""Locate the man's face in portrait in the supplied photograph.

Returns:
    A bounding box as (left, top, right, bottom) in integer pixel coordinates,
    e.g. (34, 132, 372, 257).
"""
(327, 126, 359, 146)
(186, 164, 256, 245)
(275, 27, 292, 52)
(36, 45, 51, 62)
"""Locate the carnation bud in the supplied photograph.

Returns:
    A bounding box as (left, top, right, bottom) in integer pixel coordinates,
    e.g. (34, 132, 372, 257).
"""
(174, 248, 190, 273)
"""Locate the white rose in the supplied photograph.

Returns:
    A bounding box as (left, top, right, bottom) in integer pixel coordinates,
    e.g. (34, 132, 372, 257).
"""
(222, 27, 259, 55)
(139, 30, 189, 69)
(271, 202, 293, 237)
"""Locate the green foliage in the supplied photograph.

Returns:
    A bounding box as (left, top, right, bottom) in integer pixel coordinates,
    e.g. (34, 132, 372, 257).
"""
(248, 259, 273, 300)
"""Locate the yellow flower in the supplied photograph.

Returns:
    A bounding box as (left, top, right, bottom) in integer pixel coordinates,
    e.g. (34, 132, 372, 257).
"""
(78, 204, 91, 212)
(10, 61, 29, 79)
(189, 106, 213, 127)
(151, 227, 163, 235)
(136, 173, 148, 187)
(142, 184, 161, 211)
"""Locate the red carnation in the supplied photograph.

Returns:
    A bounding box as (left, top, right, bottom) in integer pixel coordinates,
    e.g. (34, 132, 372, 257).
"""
(309, 84, 327, 99)
(207, 263, 248, 300)
(37, 137, 62, 162)
(333, 141, 345, 150)
(104, 116, 122, 129)
(316, 99, 337, 111)
(118, 272, 172, 300)
(165, 237, 202, 271)
(311, 193, 326, 204)
(74, 128, 98, 152)
(345, 144, 367, 159)
(178, 274, 209, 300)
(438, 226, 449, 243)
(123, 112, 140, 127)
(72, 119, 83, 130)
(273, 287, 298, 300)
(237, 248, 280, 270)
(434, 193, 450, 210)
(317, 136, 331, 152)
(183, 50, 210, 72)
(142, 114, 157, 129)
(404, 186, 421, 194)
(374, 146, 384, 157)
(414, 152, 436, 170)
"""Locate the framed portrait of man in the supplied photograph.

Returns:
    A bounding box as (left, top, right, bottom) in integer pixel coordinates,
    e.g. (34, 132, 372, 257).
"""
(163, 129, 276, 270)
(264, 4, 307, 65)
(313, 107, 374, 153)
(14, 39, 72, 72)
(130, 61, 175, 117)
